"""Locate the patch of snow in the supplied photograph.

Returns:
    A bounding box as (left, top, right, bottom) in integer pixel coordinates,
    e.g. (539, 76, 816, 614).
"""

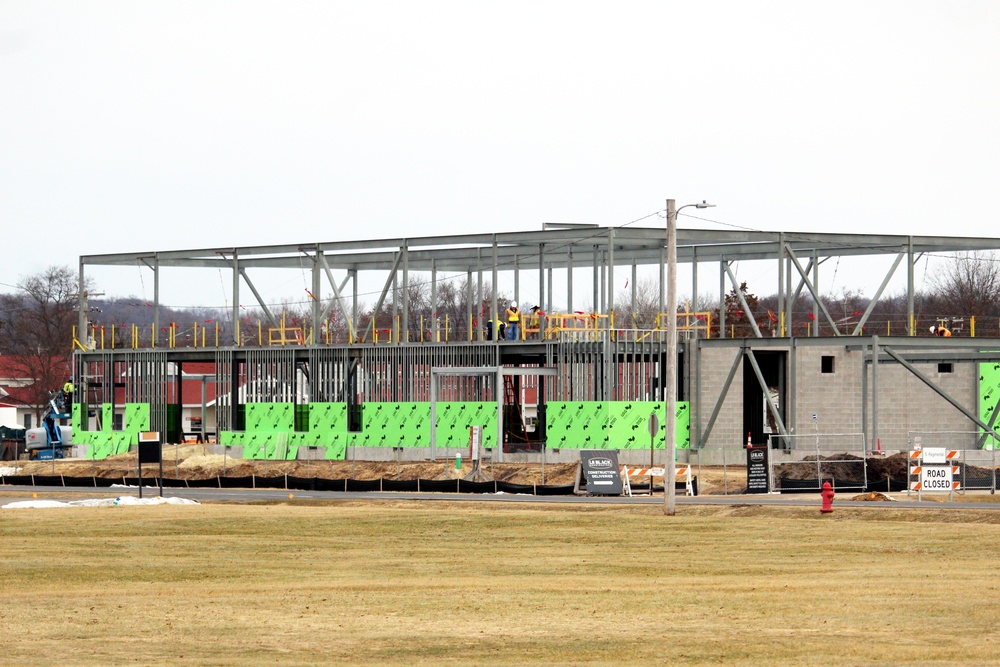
(3, 496, 200, 509)
(0, 466, 20, 476)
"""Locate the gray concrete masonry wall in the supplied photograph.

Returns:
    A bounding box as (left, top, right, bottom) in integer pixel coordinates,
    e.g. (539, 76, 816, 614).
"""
(695, 343, 980, 456)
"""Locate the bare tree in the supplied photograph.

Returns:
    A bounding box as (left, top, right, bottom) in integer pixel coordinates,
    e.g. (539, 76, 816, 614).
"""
(928, 251, 1000, 319)
(616, 278, 660, 329)
(0, 266, 83, 419)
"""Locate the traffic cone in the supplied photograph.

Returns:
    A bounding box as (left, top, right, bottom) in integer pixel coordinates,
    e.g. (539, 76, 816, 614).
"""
(747, 432, 752, 448)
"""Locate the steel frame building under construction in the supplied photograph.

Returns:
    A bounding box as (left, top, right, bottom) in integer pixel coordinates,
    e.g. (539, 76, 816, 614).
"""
(70, 224, 1000, 463)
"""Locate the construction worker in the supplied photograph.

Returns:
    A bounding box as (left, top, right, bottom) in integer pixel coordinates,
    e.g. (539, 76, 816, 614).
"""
(930, 325, 952, 337)
(61, 377, 74, 415)
(506, 301, 520, 340)
(486, 318, 506, 341)
(527, 305, 542, 338)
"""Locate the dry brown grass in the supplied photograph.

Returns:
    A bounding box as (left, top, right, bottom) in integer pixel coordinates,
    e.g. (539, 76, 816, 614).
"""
(0, 500, 998, 666)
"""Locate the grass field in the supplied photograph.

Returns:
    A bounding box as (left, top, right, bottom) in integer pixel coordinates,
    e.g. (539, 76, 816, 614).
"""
(0, 498, 998, 666)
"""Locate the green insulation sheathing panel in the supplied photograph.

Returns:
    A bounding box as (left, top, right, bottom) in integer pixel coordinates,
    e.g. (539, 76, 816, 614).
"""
(433, 402, 498, 449)
(240, 403, 298, 460)
(124, 403, 151, 433)
(102, 404, 113, 431)
(308, 402, 348, 459)
(217, 400, 682, 460)
(75, 403, 145, 456)
(546, 401, 690, 450)
(219, 401, 498, 460)
(245, 403, 294, 433)
(980, 362, 1000, 449)
(350, 402, 497, 449)
(83, 432, 134, 459)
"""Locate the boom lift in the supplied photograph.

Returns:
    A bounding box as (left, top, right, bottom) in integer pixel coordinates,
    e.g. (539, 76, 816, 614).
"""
(24, 392, 73, 460)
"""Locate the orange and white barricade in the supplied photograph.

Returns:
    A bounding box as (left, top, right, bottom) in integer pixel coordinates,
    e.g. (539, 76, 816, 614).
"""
(620, 464, 693, 497)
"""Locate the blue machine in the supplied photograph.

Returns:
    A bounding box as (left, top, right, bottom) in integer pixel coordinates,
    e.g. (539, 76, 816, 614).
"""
(26, 395, 71, 460)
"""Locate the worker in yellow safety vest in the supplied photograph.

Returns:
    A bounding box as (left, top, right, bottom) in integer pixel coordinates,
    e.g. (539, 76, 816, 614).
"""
(506, 301, 520, 340)
(61, 378, 74, 414)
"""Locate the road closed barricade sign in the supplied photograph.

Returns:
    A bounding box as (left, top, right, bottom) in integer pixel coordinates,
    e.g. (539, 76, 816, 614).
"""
(909, 447, 961, 500)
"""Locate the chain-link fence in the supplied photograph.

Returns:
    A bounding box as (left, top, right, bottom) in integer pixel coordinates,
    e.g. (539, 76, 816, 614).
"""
(766, 433, 868, 492)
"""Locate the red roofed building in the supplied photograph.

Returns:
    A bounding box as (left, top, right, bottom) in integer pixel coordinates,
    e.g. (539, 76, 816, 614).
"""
(0, 354, 71, 430)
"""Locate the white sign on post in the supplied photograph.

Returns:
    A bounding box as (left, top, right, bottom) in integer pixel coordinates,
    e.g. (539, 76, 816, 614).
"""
(921, 447, 946, 464)
(469, 425, 482, 461)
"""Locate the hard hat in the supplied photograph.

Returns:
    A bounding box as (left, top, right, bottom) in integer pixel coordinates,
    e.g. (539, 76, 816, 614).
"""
(511, 301, 517, 308)
(929, 326, 937, 333)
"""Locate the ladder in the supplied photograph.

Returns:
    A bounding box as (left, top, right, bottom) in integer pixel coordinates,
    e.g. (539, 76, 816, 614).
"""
(502, 375, 526, 446)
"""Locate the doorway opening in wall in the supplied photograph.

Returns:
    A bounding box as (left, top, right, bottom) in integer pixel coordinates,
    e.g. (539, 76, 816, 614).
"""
(743, 350, 786, 447)
(503, 364, 548, 454)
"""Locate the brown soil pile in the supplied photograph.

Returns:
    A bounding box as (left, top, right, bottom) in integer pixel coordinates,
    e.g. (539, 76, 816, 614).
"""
(849, 491, 894, 502)
(7, 445, 585, 486)
(777, 452, 994, 484)
(4, 447, 746, 492)
(777, 453, 896, 483)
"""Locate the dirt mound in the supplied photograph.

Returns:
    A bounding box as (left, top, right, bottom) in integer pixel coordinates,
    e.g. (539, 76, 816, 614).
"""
(9, 448, 585, 486)
(777, 452, 995, 487)
(862, 452, 911, 480)
(778, 452, 911, 484)
(6, 447, 722, 493)
(850, 491, 895, 502)
(778, 453, 868, 483)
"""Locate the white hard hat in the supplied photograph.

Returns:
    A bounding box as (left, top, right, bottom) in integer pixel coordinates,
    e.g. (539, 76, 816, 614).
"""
(929, 326, 936, 333)
(511, 301, 517, 308)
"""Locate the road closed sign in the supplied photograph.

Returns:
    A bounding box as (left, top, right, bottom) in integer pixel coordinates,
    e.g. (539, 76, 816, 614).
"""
(918, 465, 957, 491)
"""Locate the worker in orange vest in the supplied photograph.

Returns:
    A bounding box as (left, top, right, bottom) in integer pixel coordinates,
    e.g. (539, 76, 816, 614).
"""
(527, 305, 542, 338)
(930, 325, 952, 337)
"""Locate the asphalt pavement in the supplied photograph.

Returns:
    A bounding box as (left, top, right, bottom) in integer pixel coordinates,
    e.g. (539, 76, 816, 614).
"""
(3, 484, 998, 510)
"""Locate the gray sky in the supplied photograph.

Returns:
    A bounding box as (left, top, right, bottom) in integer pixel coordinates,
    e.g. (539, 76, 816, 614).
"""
(2, 1, 998, 310)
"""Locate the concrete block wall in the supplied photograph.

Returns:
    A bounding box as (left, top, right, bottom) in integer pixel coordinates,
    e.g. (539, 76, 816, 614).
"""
(792, 347, 865, 445)
(864, 358, 977, 451)
(695, 342, 982, 454)
(694, 346, 745, 450)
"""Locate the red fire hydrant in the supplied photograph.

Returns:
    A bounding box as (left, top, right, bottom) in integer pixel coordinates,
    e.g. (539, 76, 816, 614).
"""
(820, 481, 835, 513)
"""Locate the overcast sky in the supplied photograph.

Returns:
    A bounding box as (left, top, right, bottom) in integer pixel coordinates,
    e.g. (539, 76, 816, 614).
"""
(2, 1, 998, 310)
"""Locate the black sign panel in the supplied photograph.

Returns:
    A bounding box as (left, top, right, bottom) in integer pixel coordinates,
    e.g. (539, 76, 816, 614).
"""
(746, 445, 769, 493)
(580, 450, 622, 495)
(138, 441, 162, 464)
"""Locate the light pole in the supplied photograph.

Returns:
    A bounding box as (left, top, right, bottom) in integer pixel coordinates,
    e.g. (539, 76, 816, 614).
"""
(665, 198, 715, 515)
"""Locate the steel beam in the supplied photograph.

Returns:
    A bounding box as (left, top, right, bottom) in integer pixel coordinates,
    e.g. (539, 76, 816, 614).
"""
(723, 261, 762, 338)
(880, 345, 1000, 442)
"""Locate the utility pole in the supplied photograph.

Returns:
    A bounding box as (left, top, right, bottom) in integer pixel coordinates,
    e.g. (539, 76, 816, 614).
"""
(70, 289, 104, 351)
(665, 199, 678, 516)
(664, 197, 715, 516)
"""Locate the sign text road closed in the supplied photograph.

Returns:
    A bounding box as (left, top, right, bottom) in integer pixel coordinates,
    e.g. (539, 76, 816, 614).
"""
(919, 465, 956, 491)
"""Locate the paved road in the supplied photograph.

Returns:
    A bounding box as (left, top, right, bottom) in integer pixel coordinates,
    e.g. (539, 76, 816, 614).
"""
(3, 485, 998, 510)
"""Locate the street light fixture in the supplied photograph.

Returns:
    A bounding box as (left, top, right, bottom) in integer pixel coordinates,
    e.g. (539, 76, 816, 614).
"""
(665, 198, 715, 516)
